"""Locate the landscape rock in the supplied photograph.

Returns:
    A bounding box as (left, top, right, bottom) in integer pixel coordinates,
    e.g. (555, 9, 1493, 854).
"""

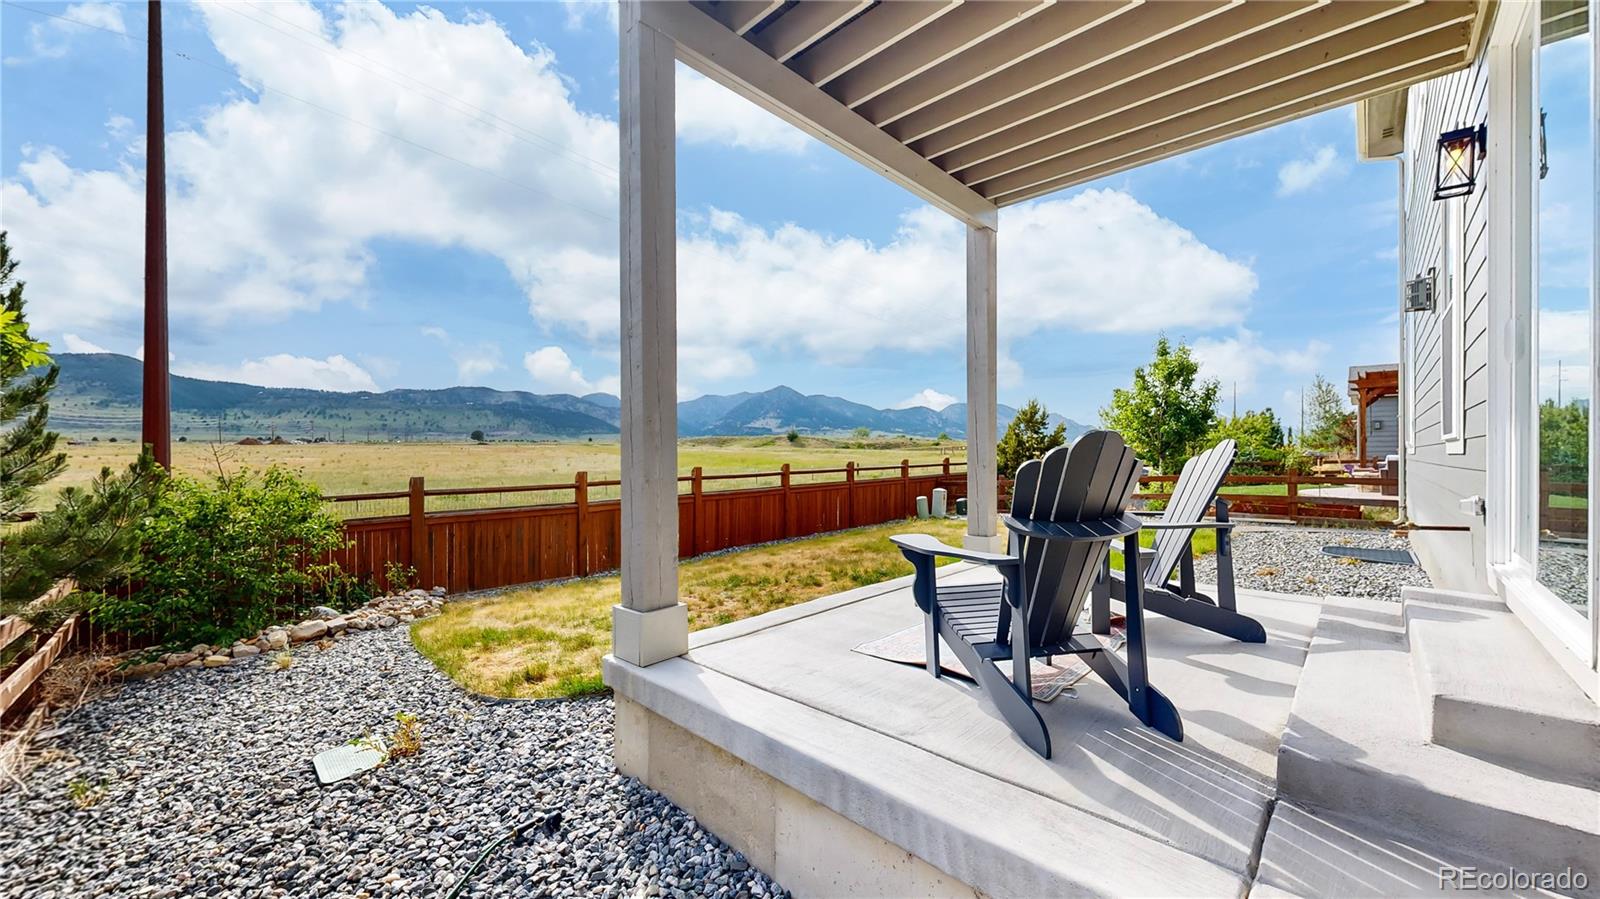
(202, 655, 231, 668)
(2, 626, 789, 899)
(430, 586, 447, 597)
(164, 652, 198, 669)
(289, 620, 329, 642)
(231, 644, 260, 659)
(310, 605, 341, 620)
(121, 663, 166, 680)
(325, 617, 349, 635)
(265, 630, 289, 651)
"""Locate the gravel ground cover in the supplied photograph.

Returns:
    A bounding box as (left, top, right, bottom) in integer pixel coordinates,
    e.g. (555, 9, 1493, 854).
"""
(0, 627, 786, 899)
(1192, 523, 1432, 601)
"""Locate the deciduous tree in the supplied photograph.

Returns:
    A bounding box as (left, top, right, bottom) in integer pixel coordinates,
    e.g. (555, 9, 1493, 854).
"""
(1100, 337, 1219, 473)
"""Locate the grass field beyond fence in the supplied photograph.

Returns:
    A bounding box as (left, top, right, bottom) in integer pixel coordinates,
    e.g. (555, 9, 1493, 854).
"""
(410, 518, 1216, 700)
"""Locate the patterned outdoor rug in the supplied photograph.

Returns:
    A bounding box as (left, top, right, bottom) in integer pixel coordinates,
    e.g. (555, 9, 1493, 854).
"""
(854, 614, 1127, 702)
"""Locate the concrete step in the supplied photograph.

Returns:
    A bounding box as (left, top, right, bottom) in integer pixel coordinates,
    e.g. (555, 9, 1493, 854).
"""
(1277, 595, 1599, 889)
(1403, 586, 1600, 785)
(1252, 800, 1574, 898)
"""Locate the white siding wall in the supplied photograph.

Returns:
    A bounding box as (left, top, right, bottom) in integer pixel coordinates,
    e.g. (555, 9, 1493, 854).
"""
(1402, 58, 1492, 591)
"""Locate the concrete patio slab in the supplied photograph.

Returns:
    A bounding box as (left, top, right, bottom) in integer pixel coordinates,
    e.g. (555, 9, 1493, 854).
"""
(606, 564, 1323, 896)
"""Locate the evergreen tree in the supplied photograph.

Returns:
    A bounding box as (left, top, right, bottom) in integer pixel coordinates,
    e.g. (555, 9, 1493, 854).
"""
(1100, 337, 1219, 473)
(0, 232, 66, 522)
(997, 399, 1067, 478)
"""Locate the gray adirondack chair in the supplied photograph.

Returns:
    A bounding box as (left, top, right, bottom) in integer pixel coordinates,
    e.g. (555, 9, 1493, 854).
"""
(891, 431, 1182, 759)
(1098, 439, 1267, 643)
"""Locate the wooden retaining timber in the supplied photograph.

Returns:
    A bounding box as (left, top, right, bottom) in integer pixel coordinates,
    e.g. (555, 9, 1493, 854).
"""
(323, 460, 971, 595)
(0, 580, 79, 720)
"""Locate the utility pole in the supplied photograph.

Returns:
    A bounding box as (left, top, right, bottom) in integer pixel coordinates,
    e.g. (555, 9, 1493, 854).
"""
(1299, 388, 1305, 440)
(1232, 381, 1237, 418)
(1557, 359, 1564, 406)
(141, 0, 171, 468)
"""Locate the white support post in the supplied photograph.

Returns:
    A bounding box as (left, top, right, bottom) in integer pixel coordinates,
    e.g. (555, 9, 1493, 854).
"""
(965, 224, 1002, 552)
(614, 0, 687, 667)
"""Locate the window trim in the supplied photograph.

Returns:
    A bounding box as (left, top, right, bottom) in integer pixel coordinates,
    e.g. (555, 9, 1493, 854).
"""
(1441, 194, 1468, 452)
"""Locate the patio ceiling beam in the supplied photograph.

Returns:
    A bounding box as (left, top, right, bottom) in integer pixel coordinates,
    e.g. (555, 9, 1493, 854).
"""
(885, 0, 1238, 146)
(827, 1, 1052, 110)
(991, 52, 1462, 206)
(702, 0, 785, 36)
(791, 0, 961, 88)
(857, 2, 1137, 128)
(956, 2, 1471, 189)
(924, 0, 1381, 169)
(641, 0, 997, 229)
(752, 0, 872, 63)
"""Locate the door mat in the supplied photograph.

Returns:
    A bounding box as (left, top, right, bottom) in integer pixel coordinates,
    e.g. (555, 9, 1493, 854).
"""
(1321, 546, 1417, 566)
(854, 615, 1126, 702)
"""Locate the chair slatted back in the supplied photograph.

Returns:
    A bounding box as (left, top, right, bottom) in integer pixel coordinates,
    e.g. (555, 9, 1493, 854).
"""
(1009, 431, 1142, 648)
(1147, 439, 1237, 586)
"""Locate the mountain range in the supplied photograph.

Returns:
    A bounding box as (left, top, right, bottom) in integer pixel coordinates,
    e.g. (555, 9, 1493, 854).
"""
(41, 353, 1086, 442)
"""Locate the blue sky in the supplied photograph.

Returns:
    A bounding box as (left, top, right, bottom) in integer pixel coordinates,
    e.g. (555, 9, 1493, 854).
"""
(1, 0, 1470, 426)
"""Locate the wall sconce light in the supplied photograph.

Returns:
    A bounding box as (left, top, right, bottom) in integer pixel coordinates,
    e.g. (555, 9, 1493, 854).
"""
(1434, 124, 1486, 200)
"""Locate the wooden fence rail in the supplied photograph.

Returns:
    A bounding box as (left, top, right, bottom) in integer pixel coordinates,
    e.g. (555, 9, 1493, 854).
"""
(321, 459, 969, 594)
(1539, 471, 1588, 539)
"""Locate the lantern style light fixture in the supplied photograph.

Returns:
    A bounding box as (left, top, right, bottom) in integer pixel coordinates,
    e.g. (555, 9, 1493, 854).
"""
(1434, 123, 1486, 200)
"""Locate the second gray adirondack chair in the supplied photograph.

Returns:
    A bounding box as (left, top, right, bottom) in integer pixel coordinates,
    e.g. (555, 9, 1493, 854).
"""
(1099, 438, 1267, 643)
(892, 431, 1182, 759)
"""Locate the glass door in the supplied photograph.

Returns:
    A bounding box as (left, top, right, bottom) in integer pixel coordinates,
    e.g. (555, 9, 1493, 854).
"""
(1534, 2, 1593, 625)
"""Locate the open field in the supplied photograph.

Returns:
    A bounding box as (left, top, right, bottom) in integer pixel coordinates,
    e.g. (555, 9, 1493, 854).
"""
(39, 435, 967, 512)
(410, 518, 1216, 700)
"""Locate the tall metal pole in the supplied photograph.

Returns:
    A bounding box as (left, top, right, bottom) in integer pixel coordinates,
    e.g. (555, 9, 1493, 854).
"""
(142, 0, 171, 468)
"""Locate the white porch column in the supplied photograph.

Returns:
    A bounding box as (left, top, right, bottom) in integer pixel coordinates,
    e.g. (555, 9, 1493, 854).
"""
(965, 224, 1002, 551)
(614, 0, 687, 667)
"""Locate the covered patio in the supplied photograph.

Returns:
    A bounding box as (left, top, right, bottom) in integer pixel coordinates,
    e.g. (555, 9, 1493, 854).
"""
(602, 1, 1597, 896)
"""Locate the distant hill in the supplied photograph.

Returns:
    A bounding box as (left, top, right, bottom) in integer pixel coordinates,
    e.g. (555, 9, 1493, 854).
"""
(42, 353, 1088, 442)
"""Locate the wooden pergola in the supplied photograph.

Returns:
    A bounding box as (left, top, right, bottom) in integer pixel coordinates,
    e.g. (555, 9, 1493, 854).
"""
(1350, 365, 1400, 464)
(612, 0, 1490, 667)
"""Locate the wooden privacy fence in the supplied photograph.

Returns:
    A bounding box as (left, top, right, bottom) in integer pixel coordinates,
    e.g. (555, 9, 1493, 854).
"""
(1539, 471, 1588, 539)
(997, 472, 1399, 524)
(322, 459, 969, 594)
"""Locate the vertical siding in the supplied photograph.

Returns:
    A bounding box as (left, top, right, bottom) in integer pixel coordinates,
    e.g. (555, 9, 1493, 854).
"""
(1402, 56, 1492, 591)
(1366, 395, 1401, 459)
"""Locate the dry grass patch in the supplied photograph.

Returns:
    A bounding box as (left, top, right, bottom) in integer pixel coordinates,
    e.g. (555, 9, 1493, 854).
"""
(412, 518, 968, 700)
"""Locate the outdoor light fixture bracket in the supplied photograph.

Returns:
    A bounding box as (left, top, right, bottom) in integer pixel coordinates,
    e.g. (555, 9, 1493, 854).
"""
(1433, 124, 1487, 200)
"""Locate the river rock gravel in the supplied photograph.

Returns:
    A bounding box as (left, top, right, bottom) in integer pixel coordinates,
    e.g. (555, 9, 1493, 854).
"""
(1191, 522, 1432, 601)
(0, 627, 787, 899)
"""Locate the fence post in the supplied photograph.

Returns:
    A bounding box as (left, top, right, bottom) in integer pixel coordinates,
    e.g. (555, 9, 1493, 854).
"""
(408, 476, 432, 590)
(1286, 472, 1300, 522)
(781, 463, 794, 538)
(942, 456, 951, 476)
(691, 466, 705, 555)
(1538, 468, 1549, 534)
(574, 471, 589, 577)
(901, 458, 911, 515)
(845, 462, 857, 528)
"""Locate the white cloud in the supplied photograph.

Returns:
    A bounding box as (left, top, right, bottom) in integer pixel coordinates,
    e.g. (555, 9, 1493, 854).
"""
(1539, 308, 1591, 404)
(893, 388, 958, 411)
(560, 0, 618, 32)
(675, 65, 812, 154)
(1192, 329, 1329, 398)
(178, 354, 379, 392)
(531, 189, 1255, 385)
(10, 2, 126, 62)
(1276, 146, 1346, 197)
(60, 333, 109, 353)
(420, 325, 503, 383)
(4, 1, 619, 337)
(523, 346, 619, 396)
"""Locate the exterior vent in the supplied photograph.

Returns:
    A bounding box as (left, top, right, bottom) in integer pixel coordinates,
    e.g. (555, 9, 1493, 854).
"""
(1405, 269, 1436, 313)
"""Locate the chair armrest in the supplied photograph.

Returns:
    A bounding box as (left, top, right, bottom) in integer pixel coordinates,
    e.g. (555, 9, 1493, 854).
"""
(890, 533, 1018, 567)
(1137, 519, 1238, 531)
(1003, 513, 1142, 543)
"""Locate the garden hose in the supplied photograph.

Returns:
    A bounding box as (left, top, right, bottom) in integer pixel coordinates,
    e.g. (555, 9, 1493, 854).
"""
(444, 808, 563, 899)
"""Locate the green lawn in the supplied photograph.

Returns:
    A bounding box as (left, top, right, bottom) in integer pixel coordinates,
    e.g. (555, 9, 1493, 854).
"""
(412, 517, 1217, 700)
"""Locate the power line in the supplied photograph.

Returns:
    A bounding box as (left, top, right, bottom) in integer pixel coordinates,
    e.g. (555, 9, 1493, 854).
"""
(2, 1, 620, 226)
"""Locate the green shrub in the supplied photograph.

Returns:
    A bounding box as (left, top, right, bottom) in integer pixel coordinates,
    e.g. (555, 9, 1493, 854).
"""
(92, 466, 347, 646)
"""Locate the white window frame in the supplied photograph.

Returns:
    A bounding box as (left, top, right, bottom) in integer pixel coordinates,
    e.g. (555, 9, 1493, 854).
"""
(1440, 194, 1468, 453)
